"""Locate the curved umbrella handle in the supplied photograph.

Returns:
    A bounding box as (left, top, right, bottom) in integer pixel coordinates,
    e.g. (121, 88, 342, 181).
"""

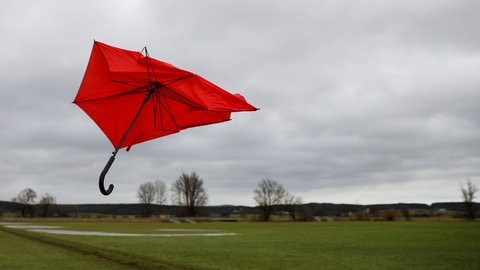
(99, 155, 116, 195)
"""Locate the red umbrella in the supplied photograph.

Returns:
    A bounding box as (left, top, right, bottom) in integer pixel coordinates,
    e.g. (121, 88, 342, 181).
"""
(73, 41, 257, 195)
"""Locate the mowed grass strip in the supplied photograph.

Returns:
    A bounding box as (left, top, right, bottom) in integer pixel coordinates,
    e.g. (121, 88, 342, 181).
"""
(2, 221, 480, 270)
(0, 227, 135, 270)
(0, 225, 189, 270)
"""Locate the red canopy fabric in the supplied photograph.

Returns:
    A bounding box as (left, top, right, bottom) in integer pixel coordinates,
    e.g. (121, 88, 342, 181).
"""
(74, 41, 257, 150)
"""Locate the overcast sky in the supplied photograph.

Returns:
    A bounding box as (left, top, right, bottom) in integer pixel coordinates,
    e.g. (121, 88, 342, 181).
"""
(1, 0, 479, 206)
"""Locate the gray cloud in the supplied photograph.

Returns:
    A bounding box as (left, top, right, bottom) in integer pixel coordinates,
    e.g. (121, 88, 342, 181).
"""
(1, 0, 479, 205)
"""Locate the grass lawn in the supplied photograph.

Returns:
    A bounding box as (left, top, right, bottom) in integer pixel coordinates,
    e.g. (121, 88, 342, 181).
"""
(1, 220, 479, 269)
(0, 225, 135, 270)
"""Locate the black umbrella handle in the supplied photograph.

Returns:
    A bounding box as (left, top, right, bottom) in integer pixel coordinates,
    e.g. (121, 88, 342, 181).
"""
(99, 155, 115, 195)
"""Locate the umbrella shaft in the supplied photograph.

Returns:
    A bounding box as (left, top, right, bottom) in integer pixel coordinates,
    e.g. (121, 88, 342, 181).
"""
(113, 88, 156, 154)
(100, 87, 156, 196)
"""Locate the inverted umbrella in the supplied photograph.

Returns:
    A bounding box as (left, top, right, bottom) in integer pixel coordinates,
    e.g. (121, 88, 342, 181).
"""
(73, 41, 257, 195)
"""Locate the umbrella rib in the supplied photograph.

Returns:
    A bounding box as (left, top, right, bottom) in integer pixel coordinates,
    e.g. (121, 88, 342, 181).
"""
(152, 90, 181, 130)
(75, 84, 150, 103)
(143, 47, 159, 85)
(76, 74, 197, 103)
(158, 84, 205, 110)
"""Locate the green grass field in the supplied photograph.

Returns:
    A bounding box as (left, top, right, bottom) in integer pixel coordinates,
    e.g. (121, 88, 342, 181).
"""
(1, 220, 479, 270)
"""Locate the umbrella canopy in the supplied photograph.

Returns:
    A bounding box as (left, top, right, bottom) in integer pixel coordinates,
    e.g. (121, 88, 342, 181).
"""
(73, 41, 257, 195)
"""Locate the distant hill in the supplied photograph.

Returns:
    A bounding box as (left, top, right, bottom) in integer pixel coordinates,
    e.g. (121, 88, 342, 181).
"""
(431, 202, 470, 211)
(0, 201, 20, 211)
(1, 200, 477, 217)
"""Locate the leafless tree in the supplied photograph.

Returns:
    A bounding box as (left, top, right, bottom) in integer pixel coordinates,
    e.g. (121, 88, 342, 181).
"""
(283, 193, 303, 221)
(461, 180, 478, 220)
(38, 193, 56, 218)
(254, 178, 286, 221)
(171, 172, 208, 217)
(137, 182, 156, 216)
(12, 188, 37, 217)
(154, 179, 167, 205)
(401, 208, 411, 221)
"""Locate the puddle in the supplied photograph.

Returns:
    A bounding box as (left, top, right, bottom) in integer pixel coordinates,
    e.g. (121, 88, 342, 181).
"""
(3, 225, 62, 229)
(28, 229, 236, 237)
(156, 229, 220, 232)
(1, 223, 236, 237)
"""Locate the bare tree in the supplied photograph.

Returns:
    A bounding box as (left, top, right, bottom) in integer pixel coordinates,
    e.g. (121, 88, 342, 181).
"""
(137, 182, 156, 216)
(254, 178, 286, 221)
(154, 179, 167, 205)
(461, 180, 478, 220)
(401, 208, 411, 221)
(12, 188, 37, 217)
(283, 193, 303, 221)
(171, 172, 208, 217)
(38, 193, 56, 218)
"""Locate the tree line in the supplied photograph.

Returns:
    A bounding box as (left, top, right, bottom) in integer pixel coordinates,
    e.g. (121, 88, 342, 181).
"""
(7, 174, 479, 221)
(136, 174, 309, 221)
(10, 189, 55, 218)
(136, 174, 478, 221)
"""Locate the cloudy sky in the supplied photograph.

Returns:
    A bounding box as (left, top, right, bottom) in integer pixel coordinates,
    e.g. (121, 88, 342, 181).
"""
(1, 0, 479, 206)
